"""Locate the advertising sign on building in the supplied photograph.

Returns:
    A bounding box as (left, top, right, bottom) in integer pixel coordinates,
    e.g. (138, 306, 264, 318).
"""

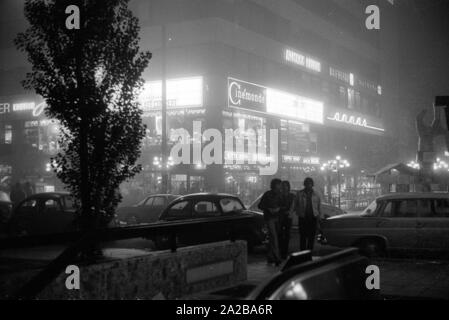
(228, 77, 324, 124)
(0, 98, 47, 119)
(285, 48, 321, 73)
(325, 107, 384, 133)
(227, 77, 267, 112)
(139, 76, 203, 112)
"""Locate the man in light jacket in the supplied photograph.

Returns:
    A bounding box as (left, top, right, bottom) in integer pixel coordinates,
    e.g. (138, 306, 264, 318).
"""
(296, 177, 321, 251)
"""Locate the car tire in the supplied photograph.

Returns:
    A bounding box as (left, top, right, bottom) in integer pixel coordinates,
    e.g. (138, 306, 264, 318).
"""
(358, 238, 386, 258)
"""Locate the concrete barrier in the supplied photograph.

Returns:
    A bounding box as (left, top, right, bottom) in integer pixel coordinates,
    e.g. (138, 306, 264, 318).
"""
(1, 240, 247, 300)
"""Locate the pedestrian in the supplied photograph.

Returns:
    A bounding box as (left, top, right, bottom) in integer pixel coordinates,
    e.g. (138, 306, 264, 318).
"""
(179, 182, 187, 195)
(10, 182, 26, 205)
(24, 181, 34, 198)
(258, 178, 282, 266)
(279, 180, 295, 260)
(296, 177, 321, 252)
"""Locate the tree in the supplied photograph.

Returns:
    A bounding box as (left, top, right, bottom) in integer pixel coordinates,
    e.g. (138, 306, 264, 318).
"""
(15, 0, 152, 231)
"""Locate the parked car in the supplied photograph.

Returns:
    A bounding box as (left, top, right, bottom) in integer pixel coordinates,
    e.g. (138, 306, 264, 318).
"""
(249, 190, 345, 226)
(321, 193, 449, 256)
(8, 192, 77, 236)
(155, 193, 267, 251)
(116, 194, 180, 225)
(0, 191, 13, 236)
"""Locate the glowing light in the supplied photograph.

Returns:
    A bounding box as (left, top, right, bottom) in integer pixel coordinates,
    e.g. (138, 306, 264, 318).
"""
(266, 88, 323, 124)
(139, 76, 203, 111)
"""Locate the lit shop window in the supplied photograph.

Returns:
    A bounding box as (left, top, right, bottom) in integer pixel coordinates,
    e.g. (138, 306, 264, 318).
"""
(23, 120, 60, 153)
(266, 88, 323, 124)
(138, 76, 203, 111)
(4, 125, 12, 144)
(347, 88, 355, 110)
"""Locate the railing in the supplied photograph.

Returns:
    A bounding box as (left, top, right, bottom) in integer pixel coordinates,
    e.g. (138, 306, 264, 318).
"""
(1, 214, 256, 300)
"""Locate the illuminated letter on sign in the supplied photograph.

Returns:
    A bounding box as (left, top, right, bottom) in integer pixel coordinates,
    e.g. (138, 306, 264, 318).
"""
(327, 112, 384, 132)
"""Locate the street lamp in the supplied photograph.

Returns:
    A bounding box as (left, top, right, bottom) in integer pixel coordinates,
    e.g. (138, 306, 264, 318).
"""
(321, 156, 350, 209)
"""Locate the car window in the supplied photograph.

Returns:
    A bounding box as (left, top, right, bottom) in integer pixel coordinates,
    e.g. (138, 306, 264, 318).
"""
(220, 198, 244, 214)
(193, 201, 220, 217)
(42, 199, 61, 213)
(153, 196, 165, 207)
(165, 201, 191, 218)
(433, 199, 449, 218)
(62, 196, 75, 211)
(361, 200, 378, 216)
(416, 199, 433, 217)
(0, 191, 10, 202)
(396, 200, 418, 218)
(144, 197, 154, 207)
(21, 199, 37, 208)
(380, 201, 393, 217)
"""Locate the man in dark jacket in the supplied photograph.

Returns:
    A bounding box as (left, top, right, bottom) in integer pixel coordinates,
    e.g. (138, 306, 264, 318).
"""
(258, 178, 282, 265)
(296, 177, 322, 251)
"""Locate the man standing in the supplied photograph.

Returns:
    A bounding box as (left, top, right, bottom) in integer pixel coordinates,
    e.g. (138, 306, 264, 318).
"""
(258, 178, 282, 266)
(296, 177, 321, 251)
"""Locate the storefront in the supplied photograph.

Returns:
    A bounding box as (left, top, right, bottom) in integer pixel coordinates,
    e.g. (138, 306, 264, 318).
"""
(0, 95, 61, 193)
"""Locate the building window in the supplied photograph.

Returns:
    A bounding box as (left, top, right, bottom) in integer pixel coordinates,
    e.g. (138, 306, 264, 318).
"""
(4, 125, 12, 144)
(355, 91, 361, 110)
(339, 86, 347, 107)
(347, 88, 355, 109)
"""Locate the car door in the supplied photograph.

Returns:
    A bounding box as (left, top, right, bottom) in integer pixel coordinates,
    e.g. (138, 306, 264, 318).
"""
(158, 200, 192, 247)
(191, 199, 222, 244)
(12, 198, 38, 235)
(376, 199, 418, 251)
(134, 196, 154, 223)
(35, 197, 67, 234)
(415, 198, 449, 251)
(149, 196, 167, 222)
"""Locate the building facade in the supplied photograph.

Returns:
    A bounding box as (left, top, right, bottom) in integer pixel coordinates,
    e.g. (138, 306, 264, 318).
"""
(0, 0, 401, 206)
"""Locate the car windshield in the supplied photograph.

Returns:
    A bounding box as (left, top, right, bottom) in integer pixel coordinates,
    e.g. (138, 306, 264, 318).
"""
(361, 200, 378, 216)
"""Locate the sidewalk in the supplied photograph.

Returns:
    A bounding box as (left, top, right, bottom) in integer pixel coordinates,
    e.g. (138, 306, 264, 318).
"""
(184, 255, 449, 300)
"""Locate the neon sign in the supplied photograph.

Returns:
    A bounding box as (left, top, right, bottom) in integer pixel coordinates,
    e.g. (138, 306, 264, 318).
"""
(228, 78, 266, 111)
(285, 49, 321, 72)
(327, 112, 384, 132)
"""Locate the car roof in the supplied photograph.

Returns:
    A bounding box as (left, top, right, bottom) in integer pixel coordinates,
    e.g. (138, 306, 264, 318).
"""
(175, 193, 240, 201)
(28, 192, 71, 199)
(146, 194, 180, 197)
(377, 192, 449, 200)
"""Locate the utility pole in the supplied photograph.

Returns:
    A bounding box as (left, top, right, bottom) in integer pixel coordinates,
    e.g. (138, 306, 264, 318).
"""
(337, 165, 341, 209)
(161, 25, 168, 194)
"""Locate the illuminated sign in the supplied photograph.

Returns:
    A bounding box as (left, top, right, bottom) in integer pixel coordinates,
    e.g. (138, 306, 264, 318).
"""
(0, 101, 46, 117)
(266, 88, 323, 124)
(329, 67, 350, 84)
(282, 155, 320, 165)
(0, 103, 10, 114)
(357, 78, 379, 94)
(228, 78, 266, 112)
(285, 49, 321, 72)
(327, 111, 384, 132)
(139, 76, 203, 111)
(228, 77, 323, 124)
